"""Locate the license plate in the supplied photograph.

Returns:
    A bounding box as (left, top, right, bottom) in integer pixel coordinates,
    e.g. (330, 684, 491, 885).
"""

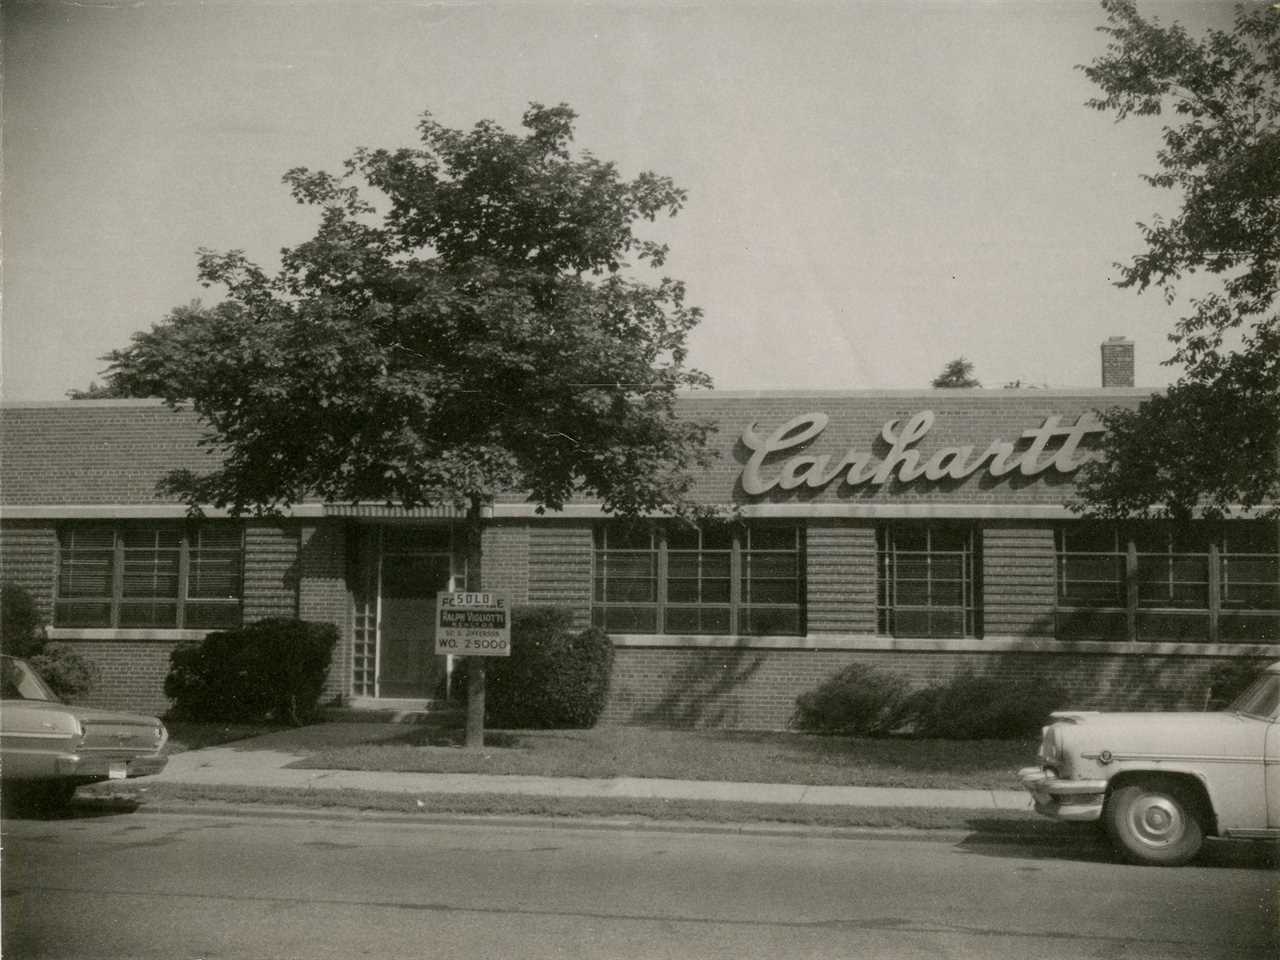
(108, 763, 128, 780)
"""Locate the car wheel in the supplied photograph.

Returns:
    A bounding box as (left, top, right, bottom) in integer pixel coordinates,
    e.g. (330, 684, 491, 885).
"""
(1103, 780, 1204, 866)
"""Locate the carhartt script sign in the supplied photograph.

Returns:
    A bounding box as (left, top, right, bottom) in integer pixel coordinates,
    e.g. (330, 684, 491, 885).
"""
(740, 410, 1105, 495)
(435, 591, 511, 656)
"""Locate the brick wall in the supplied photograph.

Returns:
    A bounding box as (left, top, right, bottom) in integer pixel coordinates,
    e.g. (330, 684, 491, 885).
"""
(528, 522, 592, 628)
(0, 521, 57, 624)
(982, 524, 1056, 637)
(1100, 337, 1135, 388)
(56, 641, 179, 715)
(243, 522, 300, 620)
(601, 647, 1243, 729)
(806, 521, 876, 633)
(298, 521, 351, 702)
(480, 522, 530, 601)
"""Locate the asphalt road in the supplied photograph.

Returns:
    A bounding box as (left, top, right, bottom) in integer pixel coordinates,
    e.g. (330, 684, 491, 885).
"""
(3, 807, 1276, 959)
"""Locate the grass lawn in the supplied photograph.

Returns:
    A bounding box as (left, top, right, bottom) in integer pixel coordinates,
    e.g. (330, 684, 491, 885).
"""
(188, 717, 1036, 791)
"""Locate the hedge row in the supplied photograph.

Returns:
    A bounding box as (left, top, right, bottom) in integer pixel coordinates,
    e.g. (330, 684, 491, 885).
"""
(793, 663, 1070, 739)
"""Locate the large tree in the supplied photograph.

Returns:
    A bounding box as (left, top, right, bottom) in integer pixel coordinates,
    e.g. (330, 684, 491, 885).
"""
(1073, 0, 1279, 521)
(105, 104, 714, 522)
(104, 104, 716, 745)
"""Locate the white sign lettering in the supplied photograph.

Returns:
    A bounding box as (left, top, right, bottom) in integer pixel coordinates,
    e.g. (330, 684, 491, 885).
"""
(740, 410, 1104, 496)
(436, 591, 512, 657)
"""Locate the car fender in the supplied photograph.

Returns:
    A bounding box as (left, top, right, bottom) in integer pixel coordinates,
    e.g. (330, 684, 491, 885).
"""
(1102, 763, 1227, 834)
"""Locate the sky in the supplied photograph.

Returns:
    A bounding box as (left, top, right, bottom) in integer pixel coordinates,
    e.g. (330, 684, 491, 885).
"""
(1, 0, 1240, 401)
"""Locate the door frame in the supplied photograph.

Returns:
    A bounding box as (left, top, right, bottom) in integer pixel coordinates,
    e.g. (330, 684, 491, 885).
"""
(371, 524, 467, 701)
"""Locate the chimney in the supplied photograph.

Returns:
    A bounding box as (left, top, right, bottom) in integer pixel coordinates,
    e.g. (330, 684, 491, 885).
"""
(1100, 336, 1134, 388)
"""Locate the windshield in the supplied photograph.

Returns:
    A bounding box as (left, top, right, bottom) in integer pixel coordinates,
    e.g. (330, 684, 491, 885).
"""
(0, 656, 59, 703)
(1230, 673, 1280, 720)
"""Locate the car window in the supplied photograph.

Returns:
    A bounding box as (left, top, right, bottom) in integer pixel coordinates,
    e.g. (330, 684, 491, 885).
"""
(0, 657, 58, 702)
(1230, 674, 1280, 720)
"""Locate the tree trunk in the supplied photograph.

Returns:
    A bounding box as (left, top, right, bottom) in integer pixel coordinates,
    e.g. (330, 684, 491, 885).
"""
(465, 658, 486, 749)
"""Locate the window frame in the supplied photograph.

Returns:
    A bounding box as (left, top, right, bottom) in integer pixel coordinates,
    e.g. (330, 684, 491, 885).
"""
(1054, 521, 1278, 643)
(876, 522, 981, 639)
(54, 523, 245, 630)
(591, 522, 805, 637)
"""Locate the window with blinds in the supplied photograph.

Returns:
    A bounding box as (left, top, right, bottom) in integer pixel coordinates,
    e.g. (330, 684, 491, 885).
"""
(1054, 521, 1278, 643)
(55, 524, 244, 629)
(591, 523, 804, 636)
(876, 524, 980, 638)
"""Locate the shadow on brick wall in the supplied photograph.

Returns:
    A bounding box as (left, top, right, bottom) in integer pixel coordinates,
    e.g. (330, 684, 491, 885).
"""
(977, 606, 1254, 712)
(633, 650, 766, 727)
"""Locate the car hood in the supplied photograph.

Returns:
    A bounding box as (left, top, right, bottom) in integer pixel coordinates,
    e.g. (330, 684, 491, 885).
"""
(1051, 710, 1263, 756)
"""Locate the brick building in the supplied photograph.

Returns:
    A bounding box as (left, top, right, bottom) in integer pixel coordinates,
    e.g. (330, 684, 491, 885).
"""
(2, 349, 1277, 725)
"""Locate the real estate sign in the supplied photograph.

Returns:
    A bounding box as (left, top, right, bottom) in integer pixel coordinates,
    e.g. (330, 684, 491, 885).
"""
(435, 591, 511, 656)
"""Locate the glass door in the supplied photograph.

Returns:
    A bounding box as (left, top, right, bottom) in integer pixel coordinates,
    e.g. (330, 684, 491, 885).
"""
(378, 530, 456, 699)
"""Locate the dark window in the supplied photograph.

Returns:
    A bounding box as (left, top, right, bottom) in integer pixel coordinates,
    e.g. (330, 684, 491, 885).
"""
(665, 524, 732, 635)
(1219, 522, 1280, 642)
(55, 527, 116, 627)
(741, 525, 804, 636)
(1055, 525, 1127, 640)
(592, 525, 659, 633)
(592, 523, 804, 636)
(877, 524, 979, 638)
(185, 526, 247, 629)
(55, 524, 244, 630)
(1054, 521, 1277, 643)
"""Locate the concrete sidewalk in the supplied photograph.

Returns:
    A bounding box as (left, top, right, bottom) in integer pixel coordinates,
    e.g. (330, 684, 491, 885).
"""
(150, 745, 1033, 812)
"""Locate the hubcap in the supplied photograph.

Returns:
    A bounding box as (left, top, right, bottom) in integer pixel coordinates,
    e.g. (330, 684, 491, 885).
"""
(1128, 794, 1184, 847)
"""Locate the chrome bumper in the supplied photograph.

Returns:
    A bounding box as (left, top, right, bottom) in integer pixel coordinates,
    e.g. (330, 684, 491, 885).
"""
(1017, 766, 1107, 822)
(53, 752, 168, 781)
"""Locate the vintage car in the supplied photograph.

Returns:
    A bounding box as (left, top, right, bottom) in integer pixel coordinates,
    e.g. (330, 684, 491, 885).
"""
(0, 654, 168, 810)
(1018, 661, 1280, 865)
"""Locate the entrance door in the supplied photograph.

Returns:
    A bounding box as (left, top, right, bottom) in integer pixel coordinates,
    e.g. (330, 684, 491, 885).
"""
(379, 553, 453, 699)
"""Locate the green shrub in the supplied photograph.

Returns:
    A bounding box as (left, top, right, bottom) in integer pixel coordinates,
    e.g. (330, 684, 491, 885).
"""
(164, 618, 338, 725)
(28, 642, 100, 702)
(901, 671, 1069, 740)
(792, 663, 911, 735)
(1204, 658, 1273, 710)
(457, 606, 614, 728)
(1, 582, 46, 658)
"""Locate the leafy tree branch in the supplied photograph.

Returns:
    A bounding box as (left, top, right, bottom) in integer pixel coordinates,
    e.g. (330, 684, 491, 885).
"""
(1074, 0, 1279, 520)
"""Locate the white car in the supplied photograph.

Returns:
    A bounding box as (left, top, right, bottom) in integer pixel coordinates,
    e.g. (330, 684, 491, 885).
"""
(1019, 661, 1280, 866)
(1, 654, 168, 811)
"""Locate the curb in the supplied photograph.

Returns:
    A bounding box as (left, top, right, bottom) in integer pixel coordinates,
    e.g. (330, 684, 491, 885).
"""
(70, 792, 1090, 848)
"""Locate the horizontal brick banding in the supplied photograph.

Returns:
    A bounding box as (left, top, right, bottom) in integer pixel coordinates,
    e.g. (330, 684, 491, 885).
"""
(805, 521, 875, 633)
(982, 523, 1056, 638)
(480, 522, 531, 602)
(0, 521, 58, 623)
(528, 523, 592, 629)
